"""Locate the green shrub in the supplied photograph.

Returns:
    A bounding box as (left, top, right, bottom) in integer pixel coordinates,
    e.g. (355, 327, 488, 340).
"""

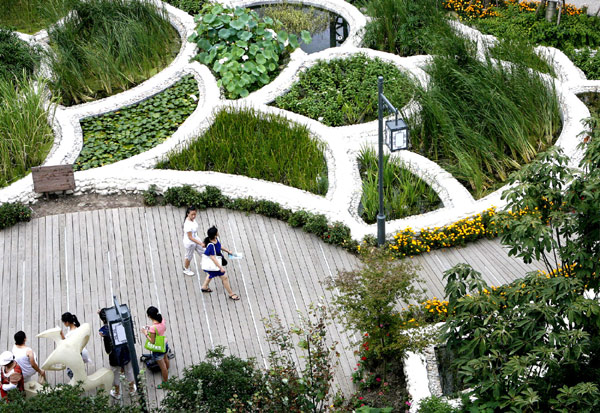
(0, 0, 76, 34)
(254, 199, 287, 219)
(0, 383, 134, 412)
(189, 3, 310, 99)
(274, 54, 413, 126)
(0, 202, 32, 230)
(358, 147, 441, 224)
(362, 0, 452, 56)
(77, 75, 198, 170)
(142, 184, 160, 206)
(164, 185, 205, 208)
(157, 107, 328, 195)
(411, 35, 560, 198)
(0, 75, 54, 188)
(288, 210, 310, 227)
(0, 28, 41, 81)
(160, 346, 264, 412)
(418, 396, 458, 413)
(47, 0, 179, 105)
(164, 0, 206, 15)
(303, 213, 328, 236)
(200, 185, 226, 207)
(323, 221, 352, 245)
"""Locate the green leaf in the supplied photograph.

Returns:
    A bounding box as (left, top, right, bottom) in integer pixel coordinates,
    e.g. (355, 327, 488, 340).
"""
(202, 13, 216, 24)
(230, 19, 245, 30)
(300, 30, 312, 45)
(218, 28, 233, 39)
(238, 31, 252, 42)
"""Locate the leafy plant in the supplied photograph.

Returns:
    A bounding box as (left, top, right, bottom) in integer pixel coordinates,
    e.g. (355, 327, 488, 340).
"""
(164, 0, 206, 16)
(0, 28, 41, 81)
(157, 106, 328, 195)
(274, 54, 413, 126)
(0, 202, 32, 229)
(0, 75, 55, 188)
(288, 210, 311, 227)
(160, 346, 264, 412)
(47, 0, 180, 105)
(565, 46, 600, 80)
(142, 184, 160, 206)
(411, 34, 560, 197)
(77, 75, 198, 170)
(303, 213, 329, 237)
(189, 3, 310, 99)
(362, 0, 453, 56)
(0, 0, 76, 34)
(579, 92, 600, 118)
(418, 395, 458, 413)
(358, 147, 441, 224)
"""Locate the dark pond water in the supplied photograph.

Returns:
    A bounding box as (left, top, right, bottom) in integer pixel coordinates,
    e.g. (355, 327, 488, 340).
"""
(251, 5, 349, 54)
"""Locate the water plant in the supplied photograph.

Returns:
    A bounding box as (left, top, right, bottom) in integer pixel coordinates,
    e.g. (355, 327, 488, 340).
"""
(157, 106, 328, 195)
(274, 54, 413, 126)
(259, 3, 331, 37)
(0, 28, 41, 81)
(76, 75, 198, 170)
(47, 0, 180, 105)
(0, 76, 54, 188)
(358, 147, 441, 224)
(0, 0, 76, 34)
(189, 3, 310, 99)
(411, 35, 560, 198)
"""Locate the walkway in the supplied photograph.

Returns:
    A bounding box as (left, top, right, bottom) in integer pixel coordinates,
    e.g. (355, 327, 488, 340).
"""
(0, 206, 546, 407)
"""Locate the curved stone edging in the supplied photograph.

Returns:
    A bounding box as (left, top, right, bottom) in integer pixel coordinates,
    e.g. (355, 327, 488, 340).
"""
(1, 3, 599, 242)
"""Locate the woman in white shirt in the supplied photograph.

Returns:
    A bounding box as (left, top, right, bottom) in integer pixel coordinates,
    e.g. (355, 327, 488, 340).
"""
(12, 331, 45, 383)
(182, 206, 206, 276)
(60, 312, 90, 379)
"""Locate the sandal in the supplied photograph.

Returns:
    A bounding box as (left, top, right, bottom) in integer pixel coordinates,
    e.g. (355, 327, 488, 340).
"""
(201, 288, 213, 293)
(229, 294, 240, 301)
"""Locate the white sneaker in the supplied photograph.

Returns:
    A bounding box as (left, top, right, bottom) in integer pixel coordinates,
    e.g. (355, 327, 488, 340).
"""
(110, 388, 122, 400)
(183, 268, 194, 276)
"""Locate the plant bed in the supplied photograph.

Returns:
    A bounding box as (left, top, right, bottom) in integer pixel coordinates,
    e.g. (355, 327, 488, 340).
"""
(0, 0, 75, 34)
(156, 107, 328, 195)
(76, 75, 198, 170)
(47, 0, 180, 106)
(578, 92, 600, 117)
(274, 54, 414, 126)
(410, 35, 561, 198)
(189, 3, 310, 99)
(253, 3, 348, 54)
(0, 76, 55, 188)
(358, 147, 441, 224)
(0, 28, 41, 81)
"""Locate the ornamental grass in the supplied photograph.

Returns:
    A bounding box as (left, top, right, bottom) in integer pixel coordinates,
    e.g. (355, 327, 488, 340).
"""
(47, 0, 180, 106)
(0, 0, 75, 34)
(157, 107, 328, 195)
(411, 35, 560, 198)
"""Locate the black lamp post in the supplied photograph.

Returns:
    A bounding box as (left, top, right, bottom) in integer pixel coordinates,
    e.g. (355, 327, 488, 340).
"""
(377, 76, 410, 246)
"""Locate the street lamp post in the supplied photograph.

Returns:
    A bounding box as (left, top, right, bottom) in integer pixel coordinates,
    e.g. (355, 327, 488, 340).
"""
(377, 76, 410, 246)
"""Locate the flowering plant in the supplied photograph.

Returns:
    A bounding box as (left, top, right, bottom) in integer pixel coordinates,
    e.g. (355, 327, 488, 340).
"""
(189, 3, 310, 99)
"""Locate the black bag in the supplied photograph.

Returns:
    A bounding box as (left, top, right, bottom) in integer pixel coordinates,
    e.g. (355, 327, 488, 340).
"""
(140, 347, 175, 373)
(218, 252, 228, 266)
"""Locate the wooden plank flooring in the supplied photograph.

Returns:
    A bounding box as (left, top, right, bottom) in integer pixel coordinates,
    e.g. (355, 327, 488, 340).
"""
(0, 206, 549, 407)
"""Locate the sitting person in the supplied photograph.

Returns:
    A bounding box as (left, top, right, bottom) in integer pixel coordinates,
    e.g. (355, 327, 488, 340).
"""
(12, 331, 45, 383)
(0, 351, 24, 400)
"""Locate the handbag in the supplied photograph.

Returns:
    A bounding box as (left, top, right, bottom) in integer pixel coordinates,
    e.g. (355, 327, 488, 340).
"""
(144, 333, 166, 353)
(218, 252, 228, 267)
(201, 243, 222, 271)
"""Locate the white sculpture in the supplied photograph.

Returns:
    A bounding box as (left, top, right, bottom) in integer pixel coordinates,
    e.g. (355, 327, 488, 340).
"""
(25, 323, 113, 397)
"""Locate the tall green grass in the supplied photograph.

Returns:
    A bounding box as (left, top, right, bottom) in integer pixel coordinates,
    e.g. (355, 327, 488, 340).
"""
(411, 35, 561, 198)
(0, 76, 54, 188)
(358, 147, 441, 224)
(47, 0, 180, 106)
(157, 107, 328, 195)
(362, 0, 453, 56)
(0, 0, 76, 34)
(0, 28, 41, 81)
(490, 38, 555, 76)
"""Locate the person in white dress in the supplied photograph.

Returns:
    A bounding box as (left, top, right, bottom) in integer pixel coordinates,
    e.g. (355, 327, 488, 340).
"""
(60, 312, 90, 379)
(182, 206, 205, 276)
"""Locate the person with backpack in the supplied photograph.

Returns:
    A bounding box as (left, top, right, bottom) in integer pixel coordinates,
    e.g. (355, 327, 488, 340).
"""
(97, 308, 135, 400)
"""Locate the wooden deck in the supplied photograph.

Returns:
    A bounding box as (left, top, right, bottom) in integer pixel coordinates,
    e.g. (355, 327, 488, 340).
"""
(0, 206, 547, 407)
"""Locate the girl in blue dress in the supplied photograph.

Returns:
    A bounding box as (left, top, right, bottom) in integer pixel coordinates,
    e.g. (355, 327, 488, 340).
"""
(200, 226, 240, 301)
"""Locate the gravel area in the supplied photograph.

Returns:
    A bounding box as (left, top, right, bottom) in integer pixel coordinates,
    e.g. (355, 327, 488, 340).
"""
(30, 193, 144, 218)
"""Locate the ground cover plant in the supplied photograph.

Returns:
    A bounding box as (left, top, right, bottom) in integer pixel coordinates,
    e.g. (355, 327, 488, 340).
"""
(358, 147, 441, 224)
(362, 0, 454, 56)
(76, 75, 198, 170)
(164, 0, 206, 16)
(47, 0, 180, 106)
(410, 34, 560, 198)
(0, 76, 54, 187)
(274, 54, 413, 126)
(0, 202, 32, 229)
(0, 28, 41, 81)
(189, 3, 310, 99)
(157, 107, 328, 195)
(0, 0, 76, 34)
(450, 0, 600, 78)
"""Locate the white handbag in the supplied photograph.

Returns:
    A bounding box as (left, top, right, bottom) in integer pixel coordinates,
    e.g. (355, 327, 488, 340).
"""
(201, 243, 222, 271)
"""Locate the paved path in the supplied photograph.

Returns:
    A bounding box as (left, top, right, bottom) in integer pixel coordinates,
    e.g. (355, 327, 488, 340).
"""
(0, 206, 548, 407)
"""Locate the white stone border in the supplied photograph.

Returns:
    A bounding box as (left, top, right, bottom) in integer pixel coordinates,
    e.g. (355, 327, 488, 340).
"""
(1, 3, 599, 242)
